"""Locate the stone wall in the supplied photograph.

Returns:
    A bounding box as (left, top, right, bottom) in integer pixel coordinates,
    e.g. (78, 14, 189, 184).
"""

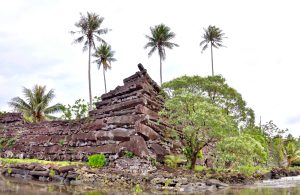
(0, 64, 175, 162)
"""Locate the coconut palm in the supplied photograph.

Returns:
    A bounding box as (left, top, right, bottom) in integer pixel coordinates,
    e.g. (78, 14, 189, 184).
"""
(8, 85, 62, 123)
(200, 25, 226, 76)
(144, 24, 179, 86)
(70, 12, 109, 110)
(93, 44, 116, 93)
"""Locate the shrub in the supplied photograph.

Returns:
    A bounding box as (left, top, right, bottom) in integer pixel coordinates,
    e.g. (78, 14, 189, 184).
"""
(88, 154, 106, 168)
(164, 155, 186, 169)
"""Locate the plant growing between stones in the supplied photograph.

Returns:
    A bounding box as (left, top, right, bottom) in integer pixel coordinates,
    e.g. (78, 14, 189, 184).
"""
(87, 154, 106, 168)
(123, 150, 134, 158)
(7, 168, 12, 175)
(49, 169, 56, 177)
(132, 183, 143, 194)
(164, 155, 186, 169)
(59, 139, 65, 146)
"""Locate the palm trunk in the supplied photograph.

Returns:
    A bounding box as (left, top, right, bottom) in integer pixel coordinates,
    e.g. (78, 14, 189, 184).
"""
(210, 43, 214, 76)
(103, 68, 107, 93)
(88, 44, 93, 111)
(160, 55, 162, 86)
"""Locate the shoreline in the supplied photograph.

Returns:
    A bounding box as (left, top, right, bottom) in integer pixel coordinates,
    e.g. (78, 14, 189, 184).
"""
(1, 157, 300, 193)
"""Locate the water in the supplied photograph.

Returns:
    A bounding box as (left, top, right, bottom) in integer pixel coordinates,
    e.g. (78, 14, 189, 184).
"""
(2, 175, 300, 195)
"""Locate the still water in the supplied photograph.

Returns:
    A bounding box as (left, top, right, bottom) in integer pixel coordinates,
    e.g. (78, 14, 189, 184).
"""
(1, 175, 300, 195)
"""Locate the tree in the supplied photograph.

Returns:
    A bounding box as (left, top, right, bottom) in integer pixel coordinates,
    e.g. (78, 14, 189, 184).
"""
(8, 85, 62, 122)
(262, 120, 288, 138)
(70, 12, 109, 110)
(215, 134, 267, 169)
(144, 24, 179, 86)
(60, 96, 101, 120)
(93, 44, 116, 93)
(200, 25, 226, 76)
(161, 93, 237, 169)
(285, 142, 300, 167)
(163, 75, 255, 128)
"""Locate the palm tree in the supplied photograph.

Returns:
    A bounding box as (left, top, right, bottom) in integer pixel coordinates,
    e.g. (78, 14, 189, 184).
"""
(144, 24, 179, 86)
(200, 25, 226, 76)
(8, 85, 62, 123)
(70, 12, 109, 110)
(93, 44, 116, 93)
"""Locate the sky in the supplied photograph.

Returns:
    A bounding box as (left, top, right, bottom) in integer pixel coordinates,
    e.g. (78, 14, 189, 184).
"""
(0, 0, 299, 136)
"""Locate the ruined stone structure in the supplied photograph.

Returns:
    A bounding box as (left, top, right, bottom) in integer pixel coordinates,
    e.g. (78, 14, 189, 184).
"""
(0, 64, 174, 162)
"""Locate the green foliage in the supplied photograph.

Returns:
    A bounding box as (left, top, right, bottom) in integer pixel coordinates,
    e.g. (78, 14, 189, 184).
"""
(85, 192, 103, 195)
(132, 184, 143, 194)
(0, 138, 16, 151)
(61, 96, 100, 120)
(123, 150, 134, 158)
(269, 136, 286, 167)
(0, 158, 82, 167)
(162, 75, 255, 128)
(8, 85, 62, 123)
(150, 157, 158, 167)
(285, 141, 300, 166)
(7, 168, 12, 175)
(236, 165, 263, 176)
(49, 169, 56, 176)
(144, 23, 179, 85)
(215, 134, 267, 169)
(161, 92, 237, 169)
(164, 155, 186, 169)
(59, 139, 65, 146)
(88, 154, 106, 168)
(194, 165, 205, 172)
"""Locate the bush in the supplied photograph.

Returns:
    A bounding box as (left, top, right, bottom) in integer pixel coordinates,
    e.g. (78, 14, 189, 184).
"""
(164, 155, 186, 169)
(88, 154, 106, 168)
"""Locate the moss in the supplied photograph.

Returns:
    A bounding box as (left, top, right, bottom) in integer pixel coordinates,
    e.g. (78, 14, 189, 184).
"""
(0, 158, 83, 167)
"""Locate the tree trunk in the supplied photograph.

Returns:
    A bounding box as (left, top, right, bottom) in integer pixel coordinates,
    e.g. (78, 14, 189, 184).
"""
(210, 42, 214, 76)
(159, 55, 162, 86)
(190, 151, 198, 170)
(88, 44, 93, 111)
(103, 67, 107, 93)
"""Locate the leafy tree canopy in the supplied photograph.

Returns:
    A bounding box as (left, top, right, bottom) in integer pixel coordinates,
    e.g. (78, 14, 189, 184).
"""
(215, 134, 268, 169)
(162, 75, 255, 128)
(161, 92, 237, 169)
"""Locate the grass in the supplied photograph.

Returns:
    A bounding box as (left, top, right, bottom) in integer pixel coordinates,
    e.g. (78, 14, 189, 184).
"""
(0, 158, 84, 167)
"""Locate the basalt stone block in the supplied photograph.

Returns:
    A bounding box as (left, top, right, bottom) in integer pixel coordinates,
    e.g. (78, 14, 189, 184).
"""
(106, 115, 145, 125)
(95, 128, 134, 141)
(135, 121, 159, 140)
(29, 171, 49, 177)
(58, 165, 76, 173)
(150, 143, 169, 162)
(120, 135, 150, 158)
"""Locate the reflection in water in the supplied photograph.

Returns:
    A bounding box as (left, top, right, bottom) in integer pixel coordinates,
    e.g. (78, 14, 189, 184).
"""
(2, 175, 300, 195)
